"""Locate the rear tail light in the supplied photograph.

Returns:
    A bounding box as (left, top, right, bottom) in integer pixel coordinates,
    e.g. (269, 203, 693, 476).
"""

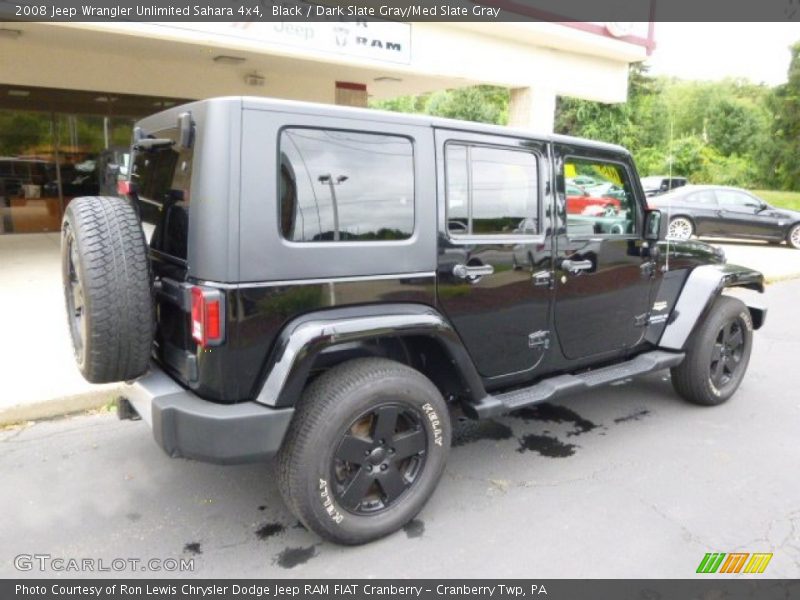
(191, 286, 225, 347)
(117, 180, 135, 195)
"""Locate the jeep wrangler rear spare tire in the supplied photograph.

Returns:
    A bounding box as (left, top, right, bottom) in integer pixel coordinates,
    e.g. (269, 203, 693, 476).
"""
(670, 295, 753, 406)
(277, 358, 451, 545)
(62, 196, 154, 383)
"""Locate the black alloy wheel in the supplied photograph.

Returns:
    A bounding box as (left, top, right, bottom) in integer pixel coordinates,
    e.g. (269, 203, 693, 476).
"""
(332, 404, 427, 515)
(709, 318, 746, 388)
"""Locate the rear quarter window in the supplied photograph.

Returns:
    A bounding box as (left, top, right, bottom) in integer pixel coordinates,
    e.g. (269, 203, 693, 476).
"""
(279, 128, 414, 243)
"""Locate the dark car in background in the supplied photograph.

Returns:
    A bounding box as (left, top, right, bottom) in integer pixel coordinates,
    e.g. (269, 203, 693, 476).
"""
(641, 176, 688, 197)
(650, 185, 800, 249)
(0, 157, 56, 197)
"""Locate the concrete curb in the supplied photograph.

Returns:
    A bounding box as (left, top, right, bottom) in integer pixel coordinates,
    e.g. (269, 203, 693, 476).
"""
(0, 387, 123, 427)
(765, 272, 800, 285)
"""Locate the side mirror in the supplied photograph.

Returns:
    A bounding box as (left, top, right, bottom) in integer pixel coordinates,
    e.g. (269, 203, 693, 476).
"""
(644, 209, 662, 241)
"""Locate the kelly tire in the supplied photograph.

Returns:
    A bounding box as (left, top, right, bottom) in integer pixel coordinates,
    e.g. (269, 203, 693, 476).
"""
(277, 358, 451, 545)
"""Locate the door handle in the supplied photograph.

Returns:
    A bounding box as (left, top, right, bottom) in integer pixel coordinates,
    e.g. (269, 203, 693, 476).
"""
(532, 270, 553, 287)
(559, 259, 593, 274)
(453, 264, 494, 279)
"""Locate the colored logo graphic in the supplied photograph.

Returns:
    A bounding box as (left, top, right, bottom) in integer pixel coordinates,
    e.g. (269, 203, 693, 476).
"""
(696, 552, 773, 574)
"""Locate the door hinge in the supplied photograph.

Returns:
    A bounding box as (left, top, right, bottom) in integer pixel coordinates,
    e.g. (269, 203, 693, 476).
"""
(528, 330, 550, 350)
(634, 312, 649, 327)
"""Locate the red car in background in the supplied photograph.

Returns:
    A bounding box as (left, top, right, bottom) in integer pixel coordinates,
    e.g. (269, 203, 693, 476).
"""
(566, 183, 621, 216)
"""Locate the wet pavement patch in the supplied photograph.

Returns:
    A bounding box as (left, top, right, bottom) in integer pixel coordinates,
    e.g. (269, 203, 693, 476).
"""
(452, 420, 513, 447)
(256, 522, 285, 540)
(517, 434, 577, 457)
(275, 545, 317, 569)
(614, 410, 651, 424)
(403, 519, 425, 538)
(183, 542, 202, 555)
(511, 402, 597, 436)
(125, 513, 141, 522)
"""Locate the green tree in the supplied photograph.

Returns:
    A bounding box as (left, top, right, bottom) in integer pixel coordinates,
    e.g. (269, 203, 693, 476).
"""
(371, 85, 508, 125)
(769, 42, 800, 190)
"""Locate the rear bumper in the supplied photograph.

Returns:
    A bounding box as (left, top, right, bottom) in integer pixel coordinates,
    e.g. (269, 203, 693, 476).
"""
(123, 364, 294, 465)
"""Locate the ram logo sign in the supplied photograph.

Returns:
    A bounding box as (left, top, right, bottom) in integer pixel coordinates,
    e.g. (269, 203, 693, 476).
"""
(696, 552, 773, 574)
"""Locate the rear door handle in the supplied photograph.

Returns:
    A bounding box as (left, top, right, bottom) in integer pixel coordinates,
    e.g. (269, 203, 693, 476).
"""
(453, 264, 495, 279)
(532, 270, 553, 287)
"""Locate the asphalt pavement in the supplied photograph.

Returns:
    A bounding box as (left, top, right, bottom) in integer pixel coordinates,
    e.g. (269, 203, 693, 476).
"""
(2, 280, 799, 579)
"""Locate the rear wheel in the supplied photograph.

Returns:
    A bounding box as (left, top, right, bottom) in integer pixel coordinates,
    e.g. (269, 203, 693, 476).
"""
(671, 296, 753, 406)
(667, 216, 694, 240)
(787, 224, 800, 249)
(277, 358, 450, 545)
(61, 196, 154, 383)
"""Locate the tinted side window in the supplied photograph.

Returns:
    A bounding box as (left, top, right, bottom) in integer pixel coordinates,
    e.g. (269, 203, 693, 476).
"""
(689, 191, 717, 205)
(279, 129, 414, 242)
(133, 127, 193, 260)
(445, 143, 539, 236)
(716, 190, 759, 212)
(564, 158, 636, 236)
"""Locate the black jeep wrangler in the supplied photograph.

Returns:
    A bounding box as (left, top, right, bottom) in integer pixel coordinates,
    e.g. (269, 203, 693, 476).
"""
(62, 97, 766, 545)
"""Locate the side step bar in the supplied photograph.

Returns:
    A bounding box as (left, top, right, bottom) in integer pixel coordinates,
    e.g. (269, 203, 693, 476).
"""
(466, 350, 685, 419)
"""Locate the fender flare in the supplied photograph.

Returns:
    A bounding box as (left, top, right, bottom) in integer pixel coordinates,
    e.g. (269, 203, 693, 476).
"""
(658, 264, 766, 351)
(254, 303, 486, 408)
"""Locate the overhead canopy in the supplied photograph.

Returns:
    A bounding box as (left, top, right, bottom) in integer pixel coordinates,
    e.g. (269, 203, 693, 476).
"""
(0, 84, 190, 118)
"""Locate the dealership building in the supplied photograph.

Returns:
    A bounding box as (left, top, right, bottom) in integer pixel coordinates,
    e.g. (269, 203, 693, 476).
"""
(0, 18, 652, 234)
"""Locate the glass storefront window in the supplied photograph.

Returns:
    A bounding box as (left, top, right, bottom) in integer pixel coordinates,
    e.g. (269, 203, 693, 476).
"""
(0, 86, 189, 234)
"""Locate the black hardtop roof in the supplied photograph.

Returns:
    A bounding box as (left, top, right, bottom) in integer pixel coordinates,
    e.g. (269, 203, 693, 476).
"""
(137, 96, 630, 157)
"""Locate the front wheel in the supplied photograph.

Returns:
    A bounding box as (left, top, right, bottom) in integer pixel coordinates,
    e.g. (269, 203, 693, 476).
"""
(671, 296, 753, 406)
(277, 358, 451, 545)
(667, 216, 694, 240)
(787, 223, 800, 249)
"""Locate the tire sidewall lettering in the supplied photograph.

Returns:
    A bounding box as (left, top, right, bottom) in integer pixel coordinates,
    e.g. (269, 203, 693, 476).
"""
(318, 478, 344, 524)
(421, 402, 443, 448)
(739, 310, 753, 332)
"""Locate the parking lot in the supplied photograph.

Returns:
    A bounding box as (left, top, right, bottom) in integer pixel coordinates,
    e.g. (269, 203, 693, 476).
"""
(709, 239, 800, 282)
(2, 278, 798, 579)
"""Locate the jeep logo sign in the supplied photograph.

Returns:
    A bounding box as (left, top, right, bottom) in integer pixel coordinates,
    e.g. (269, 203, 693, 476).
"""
(168, 13, 412, 65)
